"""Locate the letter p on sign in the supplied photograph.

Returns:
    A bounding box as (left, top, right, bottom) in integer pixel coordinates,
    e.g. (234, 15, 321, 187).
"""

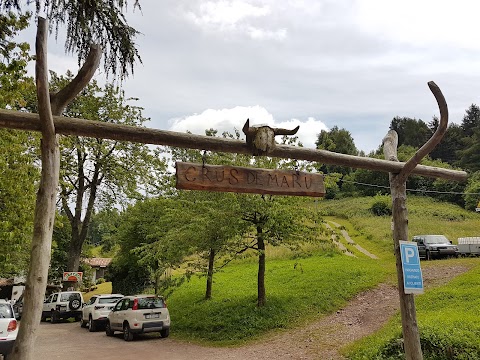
(404, 247, 416, 264)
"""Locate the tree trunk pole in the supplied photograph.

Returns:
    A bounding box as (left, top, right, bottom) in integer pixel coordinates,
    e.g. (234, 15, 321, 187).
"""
(205, 248, 215, 300)
(390, 176, 423, 360)
(10, 18, 60, 360)
(384, 129, 423, 360)
(382, 82, 450, 359)
(257, 227, 266, 307)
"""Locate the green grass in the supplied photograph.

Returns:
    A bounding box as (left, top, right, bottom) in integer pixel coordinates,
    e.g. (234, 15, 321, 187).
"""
(319, 196, 479, 246)
(155, 196, 479, 351)
(168, 254, 391, 344)
(344, 259, 480, 360)
(82, 281, 112, 302)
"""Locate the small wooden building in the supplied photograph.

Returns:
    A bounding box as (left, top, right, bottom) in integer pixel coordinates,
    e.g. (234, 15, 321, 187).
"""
(83, 258, 112, 283)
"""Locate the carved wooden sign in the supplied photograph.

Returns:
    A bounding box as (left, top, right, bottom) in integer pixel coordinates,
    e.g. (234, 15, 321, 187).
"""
(176, 162, 325, 197)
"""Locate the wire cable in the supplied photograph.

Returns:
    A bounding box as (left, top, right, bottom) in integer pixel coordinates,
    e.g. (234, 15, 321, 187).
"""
(336, 178, 480, 196)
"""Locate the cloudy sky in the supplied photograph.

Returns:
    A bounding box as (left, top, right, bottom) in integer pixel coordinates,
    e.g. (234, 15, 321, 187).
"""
(21, 0, 480, 153)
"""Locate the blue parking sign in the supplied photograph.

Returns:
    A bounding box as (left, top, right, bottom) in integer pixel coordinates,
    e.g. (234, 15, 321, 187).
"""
(399, 241, 424, 294)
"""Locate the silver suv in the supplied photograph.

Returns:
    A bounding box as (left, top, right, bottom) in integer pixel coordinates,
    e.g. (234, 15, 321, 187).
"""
(412, 235, 458, 260)
(42, 291, 84, 323)
(105, 295, 170, 341)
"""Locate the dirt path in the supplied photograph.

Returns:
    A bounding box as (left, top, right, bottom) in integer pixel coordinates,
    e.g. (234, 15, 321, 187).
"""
(327, 221, 379, 259)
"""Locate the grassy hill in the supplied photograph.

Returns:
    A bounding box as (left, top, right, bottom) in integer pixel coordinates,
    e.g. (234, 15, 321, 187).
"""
(162, 196, 480, 357)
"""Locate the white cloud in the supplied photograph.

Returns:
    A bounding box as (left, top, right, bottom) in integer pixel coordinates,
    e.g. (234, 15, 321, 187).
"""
(168, 106, 327, 149)
(247, 26, 287, 41)
(354, 0, 480, 50)
(190, 0, 270, 28)
(186, 0, 287, 40)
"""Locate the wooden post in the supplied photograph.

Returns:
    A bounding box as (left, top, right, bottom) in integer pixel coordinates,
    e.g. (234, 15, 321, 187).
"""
(10, 20, 101, 360)
(383, 81, 449, 360)
(10, 18, 60, 360)
(384, 131, 423, 360)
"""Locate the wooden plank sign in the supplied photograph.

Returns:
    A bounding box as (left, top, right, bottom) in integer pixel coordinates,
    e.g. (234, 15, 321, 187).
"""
(176, 162, 325, 197)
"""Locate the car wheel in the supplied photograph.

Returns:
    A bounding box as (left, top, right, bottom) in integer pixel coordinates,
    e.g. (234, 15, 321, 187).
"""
(160, 328, 170, 338)
(50, 311, 57, 324)
(105, 321, 114, 337)
(88, 316, 97, 332)
(123, 323, 134, 341)
(80, 317, 87, 328)
(69, 298, 81, 311)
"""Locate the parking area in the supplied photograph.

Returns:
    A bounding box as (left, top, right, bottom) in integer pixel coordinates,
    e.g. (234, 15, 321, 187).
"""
(34, 322, 221, 360)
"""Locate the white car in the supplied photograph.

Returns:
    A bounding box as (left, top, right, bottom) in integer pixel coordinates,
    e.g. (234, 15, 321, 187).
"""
(0, 299, 19, 359)
(105, 295, 170, 341)
(80, 294, 123, 332)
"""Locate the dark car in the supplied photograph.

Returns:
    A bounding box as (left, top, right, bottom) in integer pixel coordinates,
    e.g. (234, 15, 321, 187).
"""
(412, 235, 458, 260)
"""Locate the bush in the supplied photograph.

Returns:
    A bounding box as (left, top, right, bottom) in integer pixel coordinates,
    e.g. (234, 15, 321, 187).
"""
(463, 171, 480, 211)
(370, 195, 392, 216)
(96, 277, 105, 284)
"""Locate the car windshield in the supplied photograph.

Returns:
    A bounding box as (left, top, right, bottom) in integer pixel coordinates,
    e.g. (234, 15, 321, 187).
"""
(99, 297, 122, 304)
(60, 293, 80, 302)
(425, 235, 450, 245)
(136, 297, 165, 309)
(0, 304, 13, 318)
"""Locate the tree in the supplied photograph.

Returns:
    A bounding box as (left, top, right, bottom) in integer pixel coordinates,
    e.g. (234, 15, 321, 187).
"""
(315, 126, 358, 175)
(110, 197, 184, 295)
(0, 12, 35, 108)
(0, 12, 38, 277)
(47, 72, 167, 274)
(429, 121, 463, 165)
(86, 209, 122, 254)
(167, 133, 251, 299)
(238, 192, 320, 307)
(457, 105, 480, 173)
(0, 2, 144, 358)
(463, 171, 480, 211)
(49, 213, 71, 282)
(1, 0, 142, 78)
(458, 127, 480, 173)
(460, 104, 480, 138)
(0, 129, 38, 276)
(172, 190, 248, 300)
(390, 117, 430, 148)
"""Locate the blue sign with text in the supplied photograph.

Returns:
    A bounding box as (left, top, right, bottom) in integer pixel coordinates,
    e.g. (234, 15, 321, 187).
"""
(399, 241, 424, 294)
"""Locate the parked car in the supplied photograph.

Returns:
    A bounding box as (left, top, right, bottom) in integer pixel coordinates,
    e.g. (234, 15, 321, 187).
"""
(412, 235, 458, 260)
(0, 299, 19, 359)
(41, 291, 84, 323)
(12, 294, 23, 320)
(105, 295, 170, 341)
(81, 294, 123, 332)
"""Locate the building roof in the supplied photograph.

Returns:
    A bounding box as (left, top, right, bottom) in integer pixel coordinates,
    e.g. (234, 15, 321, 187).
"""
(0, 278, 14, 287)
(82, 258, 112, 268)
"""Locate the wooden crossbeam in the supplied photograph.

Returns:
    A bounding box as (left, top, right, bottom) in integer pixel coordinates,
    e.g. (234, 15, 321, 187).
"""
(0, 109, 467, 182)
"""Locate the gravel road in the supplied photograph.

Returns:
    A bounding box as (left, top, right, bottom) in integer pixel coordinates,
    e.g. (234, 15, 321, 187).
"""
(33, 263, 470, 360)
